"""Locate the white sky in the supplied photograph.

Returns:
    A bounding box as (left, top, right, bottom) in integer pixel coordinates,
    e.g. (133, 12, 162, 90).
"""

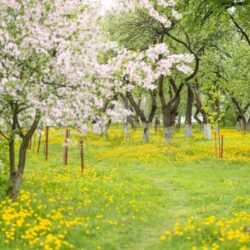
(101, 0, 115, 11)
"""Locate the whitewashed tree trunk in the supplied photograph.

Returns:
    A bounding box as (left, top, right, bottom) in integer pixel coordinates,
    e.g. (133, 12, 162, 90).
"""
(143, 122, 150, 142)
(124, 118, 130, 138)
(164, 126, 173, 144)
(204, 124, 211, 140)
(185, 124, 192, 138)
(236, 121, 240, 131)
(102, 126, 108, 137)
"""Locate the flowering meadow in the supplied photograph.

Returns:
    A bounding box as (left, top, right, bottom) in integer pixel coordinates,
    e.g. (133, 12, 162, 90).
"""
(0, 127, 249, 250)
(0, 0, 249, 249)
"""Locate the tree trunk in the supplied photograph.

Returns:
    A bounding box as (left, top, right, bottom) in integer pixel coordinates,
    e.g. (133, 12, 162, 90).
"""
(194, 106, 203, 131)
(164, 126, 174, 143)
(163, 102, 179, 144)
(143, 122, 150, 142)
(185, 124, 192, 138)
(154, 117, 160, 133)
(204, 123, 211, 140)
(176, 115, 181, 130)
(236, 121, 240, 131)
(135, 114, 140, 128)
(185, 86, 194, 138)
(101, 118, 112, 137)
(124, 118, 130, 138)
(8, 138, 15, 180)
(8, 173, 22, 201)
(247, 119, 250, 131)
(240, 117, 247, 132)
(7, 112, 40, 200)
(7, 137, 29, 200)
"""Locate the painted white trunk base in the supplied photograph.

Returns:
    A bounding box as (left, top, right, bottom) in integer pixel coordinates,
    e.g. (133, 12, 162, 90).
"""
(185, 124, 192, 138)
(204, 124, 211, 140)
(164, 127, 173, 143)
(124, 124, 130, 138)
(236, 122, 240, 131)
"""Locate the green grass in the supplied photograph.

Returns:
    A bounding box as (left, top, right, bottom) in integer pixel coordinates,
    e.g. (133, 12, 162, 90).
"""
(0, 126, 250, 250)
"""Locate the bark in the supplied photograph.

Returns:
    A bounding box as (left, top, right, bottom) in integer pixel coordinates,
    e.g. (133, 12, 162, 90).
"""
(240, 117, 247, 132)
(135, 115, 140, 129)
(8, 173, 22, 201)
(122, 96, 130, 139)
(127, 115, 136, 129)
(236, 121, 240, 131)
(176, 115, 181, 130)
(154, 117, 160, 133)
(135, 99, 141, 129)
(8, 138, 15, 180)
(162, 104, 177, 143)
(124, 119, 130, 138)
(164, 126, 174, 144)
(159, 77, 181, 143)
(230, 96, 250, 132)
(143, 122, 150, 142)
(101, 118, 112, 137)
(126, 90, 157, 142)
(185, 86, 194, 137)
(7, 112, 40, 200)
(194, 105, 203, 130)
(101, 103, 115, 137)
(247, 119, 250, 131)
(229, 15, 250, 46)
(7, 136, 29, 200)
(194, 82, 210, 136)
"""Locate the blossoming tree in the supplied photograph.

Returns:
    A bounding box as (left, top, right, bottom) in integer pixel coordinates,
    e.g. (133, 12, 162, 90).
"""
(102, 0, 198, 142)
(0, 0, 104, 199)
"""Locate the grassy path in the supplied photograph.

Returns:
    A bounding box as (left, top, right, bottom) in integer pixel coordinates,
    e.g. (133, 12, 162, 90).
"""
(0, 127, 250, 250)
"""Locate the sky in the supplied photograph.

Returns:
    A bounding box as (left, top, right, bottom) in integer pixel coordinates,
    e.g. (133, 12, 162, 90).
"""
(101, 0, 115, 11)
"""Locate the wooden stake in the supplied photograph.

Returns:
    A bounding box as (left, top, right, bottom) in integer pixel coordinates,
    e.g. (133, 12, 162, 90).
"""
(64, 129, 69, 165)
(45, 126, 49, 161)
(214, 132, 218, 159)
(80, 138, 84, 173)
(37, 132, 42, 154)
(218, 130, 221, 158)
(220, 135, 224, 160)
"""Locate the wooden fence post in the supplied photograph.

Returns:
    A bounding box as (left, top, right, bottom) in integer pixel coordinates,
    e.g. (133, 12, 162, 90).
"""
(45, 126, 49, 160)
(64, 129, 70, 165)
(80, 138, 84, 173)
(220, 135, 224, 160)
(37, 132, 42, 154)
(214, 132, 218, 159)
